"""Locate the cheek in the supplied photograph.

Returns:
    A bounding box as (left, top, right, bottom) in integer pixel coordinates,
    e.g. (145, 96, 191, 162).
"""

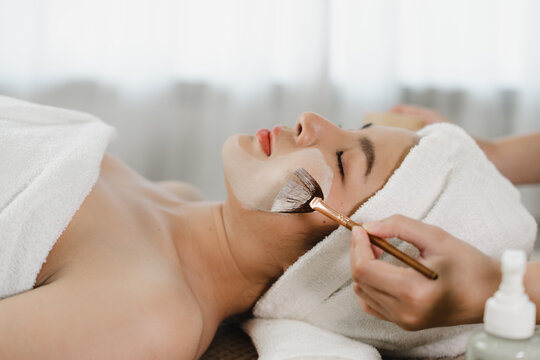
(223, 140, 334, 212)
(324, 181, 349, 213)
(323, 167, 377, 216)
(331, 174, 395, 217)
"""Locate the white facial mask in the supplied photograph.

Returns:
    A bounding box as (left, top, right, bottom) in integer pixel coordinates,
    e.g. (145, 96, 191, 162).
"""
(223, 137, 334, 211)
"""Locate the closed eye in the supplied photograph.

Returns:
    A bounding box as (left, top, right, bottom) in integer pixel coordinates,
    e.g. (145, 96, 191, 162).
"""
(336, 151, 344, 179)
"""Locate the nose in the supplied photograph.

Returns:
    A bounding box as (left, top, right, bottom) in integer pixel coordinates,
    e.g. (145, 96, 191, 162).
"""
(295, 112, 337, 146)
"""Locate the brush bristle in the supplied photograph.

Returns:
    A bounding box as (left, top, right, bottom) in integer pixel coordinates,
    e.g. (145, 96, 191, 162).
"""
(271, 168, 324, 213)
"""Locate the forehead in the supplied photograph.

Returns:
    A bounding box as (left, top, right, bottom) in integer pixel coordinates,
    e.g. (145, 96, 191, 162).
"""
(345, 125, 419, 175)
(360, 125, 420, 174)
(336, 125, 419, 216)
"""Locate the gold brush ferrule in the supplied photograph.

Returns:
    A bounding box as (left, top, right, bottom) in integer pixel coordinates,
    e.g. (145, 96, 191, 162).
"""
(309, 197, 358, 230)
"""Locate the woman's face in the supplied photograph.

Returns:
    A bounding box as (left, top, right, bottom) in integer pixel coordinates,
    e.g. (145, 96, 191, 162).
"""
(222, 112, 419, 217)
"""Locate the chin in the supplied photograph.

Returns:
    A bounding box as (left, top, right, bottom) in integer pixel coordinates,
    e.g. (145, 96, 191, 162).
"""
(222, 134, 250, 196)
(221, 135, 241, 174)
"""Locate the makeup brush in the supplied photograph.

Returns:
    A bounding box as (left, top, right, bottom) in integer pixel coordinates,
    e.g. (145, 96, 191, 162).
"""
(271, 168, 438, 280)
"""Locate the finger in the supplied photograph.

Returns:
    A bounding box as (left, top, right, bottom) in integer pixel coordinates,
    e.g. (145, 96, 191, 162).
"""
(351, 226, 383, 259)
(370, 244, 384, 258)
(388, 104, 431, 116)
(351, 252, 424, 297)
(354, 278, 399, 303)
(352, 283, 390, 321)
(388, 104, 408, 113)
(350, 226, 375, 262)
(355, 282, 407, 325)
(361, 302, 388, 321)
(351, 226, 402, 294)
(362, 215, 446, 255)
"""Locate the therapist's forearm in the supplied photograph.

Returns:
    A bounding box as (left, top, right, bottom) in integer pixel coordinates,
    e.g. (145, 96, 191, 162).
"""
(475, 132, 540, 185)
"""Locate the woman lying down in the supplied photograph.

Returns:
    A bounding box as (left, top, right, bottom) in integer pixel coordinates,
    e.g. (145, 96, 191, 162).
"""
(0, 95, 535, 360)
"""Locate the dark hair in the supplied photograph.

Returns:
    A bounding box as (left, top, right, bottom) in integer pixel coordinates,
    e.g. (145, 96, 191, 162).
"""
(297, 222, 339, 252)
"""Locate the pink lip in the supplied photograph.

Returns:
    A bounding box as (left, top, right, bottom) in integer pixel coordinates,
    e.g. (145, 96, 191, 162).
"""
(271, 125, 281, 153)
(256, 126, 281, 156)
(256, 128, 271, 156)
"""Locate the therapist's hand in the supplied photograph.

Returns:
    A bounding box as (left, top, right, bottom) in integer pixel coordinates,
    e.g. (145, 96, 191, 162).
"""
(388, 105, 450, 127)
(350, 215, 501, 331)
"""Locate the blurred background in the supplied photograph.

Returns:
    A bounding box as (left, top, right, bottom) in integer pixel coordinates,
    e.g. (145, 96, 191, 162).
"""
(1, 0, 539, 223)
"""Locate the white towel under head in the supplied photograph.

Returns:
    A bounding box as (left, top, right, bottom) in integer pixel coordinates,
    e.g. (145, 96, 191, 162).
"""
(243, 123, 537, 360)
(0, 96, 117, 299)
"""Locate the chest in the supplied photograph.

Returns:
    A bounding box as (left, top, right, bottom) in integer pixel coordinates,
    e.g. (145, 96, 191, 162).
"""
(35, 155, 179, 287)
(31, 155, 222, 357)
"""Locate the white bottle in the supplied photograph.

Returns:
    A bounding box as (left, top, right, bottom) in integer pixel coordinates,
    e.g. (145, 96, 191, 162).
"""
(466, 249, 540, 359)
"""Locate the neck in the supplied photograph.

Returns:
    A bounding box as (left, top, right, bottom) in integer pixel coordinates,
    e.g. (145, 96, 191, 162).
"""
(170, 201, 281, 325)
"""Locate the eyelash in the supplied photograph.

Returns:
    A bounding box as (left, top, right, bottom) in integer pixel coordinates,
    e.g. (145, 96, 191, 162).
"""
(336, 151, 344, 178)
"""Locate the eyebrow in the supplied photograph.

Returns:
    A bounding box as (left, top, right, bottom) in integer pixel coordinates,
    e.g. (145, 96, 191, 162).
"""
(359, 137, 375, 176)
(346, 141, 416, 217)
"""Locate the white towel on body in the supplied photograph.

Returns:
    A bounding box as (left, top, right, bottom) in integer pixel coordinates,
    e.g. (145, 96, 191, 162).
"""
(243, 123, 537, 360)
(0, 96, 117, 299)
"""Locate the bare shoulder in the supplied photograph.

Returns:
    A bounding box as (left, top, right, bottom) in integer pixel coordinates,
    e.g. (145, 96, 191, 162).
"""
(156, 180, 204, 202)
(99, 153, 204, 202)
(101, 153, 204, 201)
(0, 274, 204, 359)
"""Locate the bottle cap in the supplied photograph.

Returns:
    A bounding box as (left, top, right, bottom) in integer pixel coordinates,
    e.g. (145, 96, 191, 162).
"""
(484, 249, 536, 339)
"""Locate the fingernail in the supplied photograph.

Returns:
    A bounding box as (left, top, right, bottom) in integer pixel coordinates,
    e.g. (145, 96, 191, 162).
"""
(362, 221, 379, 232)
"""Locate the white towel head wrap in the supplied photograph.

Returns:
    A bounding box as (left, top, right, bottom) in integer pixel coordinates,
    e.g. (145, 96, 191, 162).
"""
(244, 123, 537, 360)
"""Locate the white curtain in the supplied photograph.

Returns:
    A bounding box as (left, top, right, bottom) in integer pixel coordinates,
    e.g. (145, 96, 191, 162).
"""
(1, 0, 539, 218)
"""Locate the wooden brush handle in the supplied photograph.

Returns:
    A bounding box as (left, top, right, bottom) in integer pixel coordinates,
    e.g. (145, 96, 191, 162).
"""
(310, 197, 439, 280)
